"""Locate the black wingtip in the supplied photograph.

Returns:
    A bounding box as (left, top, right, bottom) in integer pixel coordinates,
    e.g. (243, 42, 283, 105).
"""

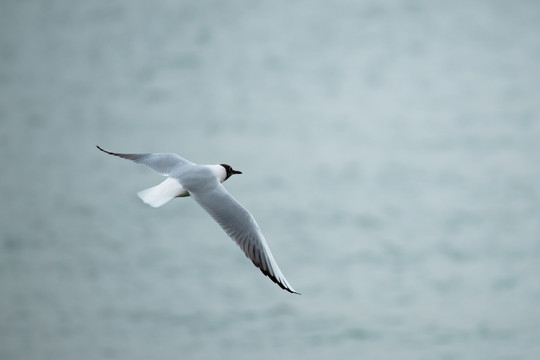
(286, 287, 301, 295)
(254, 260, 300, 295)
(96, 145, 123, 158)
(281, 286, 301, 295)
(96, 145, 111, 154)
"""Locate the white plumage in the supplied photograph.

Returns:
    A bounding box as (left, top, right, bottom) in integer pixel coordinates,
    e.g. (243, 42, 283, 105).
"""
(97, 146, 298, 294)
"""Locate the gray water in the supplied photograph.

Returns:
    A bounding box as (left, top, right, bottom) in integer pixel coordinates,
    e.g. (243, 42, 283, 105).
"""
(1, 0, 540, 359)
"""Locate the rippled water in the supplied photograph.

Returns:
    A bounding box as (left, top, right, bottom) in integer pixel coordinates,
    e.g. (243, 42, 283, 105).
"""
(1, 0, 540, 359)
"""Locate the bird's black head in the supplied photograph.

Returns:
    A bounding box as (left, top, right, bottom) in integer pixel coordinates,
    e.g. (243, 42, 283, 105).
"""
(220, 164, 242, 181)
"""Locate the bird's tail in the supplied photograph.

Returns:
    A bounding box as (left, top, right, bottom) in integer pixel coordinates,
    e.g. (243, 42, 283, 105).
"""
(137, 178, 186, 208)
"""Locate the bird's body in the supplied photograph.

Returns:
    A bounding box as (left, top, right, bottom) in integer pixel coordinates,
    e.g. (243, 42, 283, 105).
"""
(97, 146, 298, 294)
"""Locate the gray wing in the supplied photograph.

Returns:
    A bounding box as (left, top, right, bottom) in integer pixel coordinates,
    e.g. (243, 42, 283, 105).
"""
(190, 183, 298, 294)
(97, 146, 193, 176)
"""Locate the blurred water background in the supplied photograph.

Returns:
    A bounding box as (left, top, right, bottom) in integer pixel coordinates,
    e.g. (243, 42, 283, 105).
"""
(1, 0, 540, 359)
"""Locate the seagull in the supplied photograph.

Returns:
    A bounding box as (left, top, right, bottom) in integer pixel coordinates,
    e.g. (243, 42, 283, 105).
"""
(97, 146, 298, 294)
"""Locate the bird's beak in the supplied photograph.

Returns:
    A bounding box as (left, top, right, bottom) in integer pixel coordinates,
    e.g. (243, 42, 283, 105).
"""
(233, 169, 242, 175)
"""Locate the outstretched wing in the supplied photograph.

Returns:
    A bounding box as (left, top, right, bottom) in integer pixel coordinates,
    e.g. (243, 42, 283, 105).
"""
(97, 145, 193, 176)
(190, 183, 298, 294)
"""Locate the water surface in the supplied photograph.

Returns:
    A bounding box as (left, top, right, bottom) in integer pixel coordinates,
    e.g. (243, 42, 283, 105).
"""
(1, 1, 539, 359)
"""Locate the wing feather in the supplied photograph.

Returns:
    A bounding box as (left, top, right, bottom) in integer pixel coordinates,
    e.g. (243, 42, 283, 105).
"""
(190, 184, 298, 294)
(97, 146, 193, 176)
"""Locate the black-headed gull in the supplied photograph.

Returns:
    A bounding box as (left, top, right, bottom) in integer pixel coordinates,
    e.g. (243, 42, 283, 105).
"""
(97, 146, 298, 294)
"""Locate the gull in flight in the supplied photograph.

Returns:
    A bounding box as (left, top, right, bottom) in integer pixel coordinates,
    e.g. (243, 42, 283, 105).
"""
(97, 146, 298, 294)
